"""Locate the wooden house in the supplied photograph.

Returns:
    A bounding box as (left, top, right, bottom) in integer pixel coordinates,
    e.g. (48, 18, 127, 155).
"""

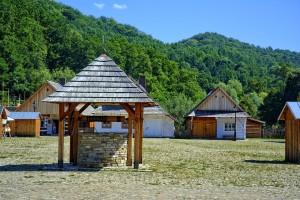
(90, 105, 176, 138)
(9, 112, 41, 137)
(185, 87, 250, 139)
(246, 118, 265, 138)
(15, 81, 63, 135)
(278, 102, 300, 163)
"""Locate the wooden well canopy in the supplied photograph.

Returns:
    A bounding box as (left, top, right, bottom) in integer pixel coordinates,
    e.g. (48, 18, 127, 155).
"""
(43, 54, 155, 169)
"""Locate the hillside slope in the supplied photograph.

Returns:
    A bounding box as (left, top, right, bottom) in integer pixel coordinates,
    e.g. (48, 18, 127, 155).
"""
(0, 0, 299, 124)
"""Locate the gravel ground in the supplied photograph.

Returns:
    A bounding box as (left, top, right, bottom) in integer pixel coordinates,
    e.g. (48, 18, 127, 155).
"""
(0, 166, 299, 200)
(0, 137, 299, 199)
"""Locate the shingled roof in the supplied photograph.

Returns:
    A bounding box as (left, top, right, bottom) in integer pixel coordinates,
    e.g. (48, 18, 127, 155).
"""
(43, 54, 155, 105)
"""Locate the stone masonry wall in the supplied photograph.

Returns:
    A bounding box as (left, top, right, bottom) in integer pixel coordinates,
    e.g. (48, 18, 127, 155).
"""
(78, 132, 127, 168)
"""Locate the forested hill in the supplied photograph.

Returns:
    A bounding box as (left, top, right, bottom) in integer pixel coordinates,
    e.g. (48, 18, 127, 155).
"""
(1, 0, 300, 126)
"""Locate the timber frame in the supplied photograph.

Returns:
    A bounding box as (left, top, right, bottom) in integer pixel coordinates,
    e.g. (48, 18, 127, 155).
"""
(43, 54, 155, 169)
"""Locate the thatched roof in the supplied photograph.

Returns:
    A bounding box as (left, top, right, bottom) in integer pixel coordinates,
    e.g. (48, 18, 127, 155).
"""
(43, 54, 155, 105)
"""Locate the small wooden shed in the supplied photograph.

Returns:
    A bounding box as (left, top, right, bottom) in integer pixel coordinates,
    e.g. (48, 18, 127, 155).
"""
(278, 102, 300, 163)
(246, 118, 265, 138)
(9, 112, 41, 137)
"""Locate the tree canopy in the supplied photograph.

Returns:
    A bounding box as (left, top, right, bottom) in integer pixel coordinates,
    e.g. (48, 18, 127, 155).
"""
(1, 0, 300, 126)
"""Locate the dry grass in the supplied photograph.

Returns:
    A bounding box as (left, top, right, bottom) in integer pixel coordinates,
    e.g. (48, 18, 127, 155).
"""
(0, 137, 299, 199)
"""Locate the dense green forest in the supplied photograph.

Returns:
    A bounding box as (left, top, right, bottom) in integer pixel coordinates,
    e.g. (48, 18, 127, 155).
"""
(1, 0, 300, 126)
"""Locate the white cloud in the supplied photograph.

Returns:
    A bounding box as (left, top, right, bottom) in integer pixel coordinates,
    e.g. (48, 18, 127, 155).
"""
(94, 2, 105, 9)
(113, 3, 127, 10)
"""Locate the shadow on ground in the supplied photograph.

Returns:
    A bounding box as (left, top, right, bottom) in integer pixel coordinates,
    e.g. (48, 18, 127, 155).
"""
(263, 140, 285, 144)
(244, 160, 292, 165)
(0, 163, 101, 172)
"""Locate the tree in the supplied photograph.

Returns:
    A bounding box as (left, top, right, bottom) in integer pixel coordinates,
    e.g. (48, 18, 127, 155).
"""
(283, 70, 300, 102)
(163, 93, 196, 126)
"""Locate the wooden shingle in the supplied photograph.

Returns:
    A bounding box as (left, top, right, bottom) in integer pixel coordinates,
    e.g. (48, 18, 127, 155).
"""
(43, 54, 155, 105)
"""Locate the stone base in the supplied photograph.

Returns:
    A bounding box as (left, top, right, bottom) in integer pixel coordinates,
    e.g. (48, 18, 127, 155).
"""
(78, 132, 127, 168)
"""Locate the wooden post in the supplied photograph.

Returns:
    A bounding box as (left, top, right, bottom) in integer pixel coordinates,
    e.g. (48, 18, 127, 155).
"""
(73, 111, 79, 165)
(139, 104, 144, 164)
(68, 112, 74, 163)
(127, 115, 133, 166)
(134, 103, 141, 169)
(0, 116, 2, 140)
(58, 103, 65, 168)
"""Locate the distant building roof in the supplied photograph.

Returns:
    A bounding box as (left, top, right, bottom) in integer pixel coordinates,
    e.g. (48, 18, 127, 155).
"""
(10, 112, 41, 120)
(48, 81, 63, 91)
(188, 110, 250, 118)
(91, 105, 177, 122)
(186, 86, 247, 117)
(5, 106, 17, 112)
(0, 106, 3, 114)
(278, 102, 300, 120)
(75, 104, 95, 116)
(247, 118, 266, 124)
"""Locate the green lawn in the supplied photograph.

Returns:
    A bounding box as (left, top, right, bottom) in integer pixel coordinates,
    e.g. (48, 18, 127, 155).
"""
(145, 138, 298, 187)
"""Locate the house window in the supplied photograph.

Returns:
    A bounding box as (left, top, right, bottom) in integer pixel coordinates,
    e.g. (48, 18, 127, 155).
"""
(122, 120, 134, 129)
(225, 123, 235, 131)
(122, 121, 128, 129)
(102, 122, 111, 128)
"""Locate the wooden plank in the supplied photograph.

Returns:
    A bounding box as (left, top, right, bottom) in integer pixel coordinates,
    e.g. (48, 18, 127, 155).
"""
(139, 104, 144, 164)
(58, 103, 65, 168)
(120, 103, 135, 117)
(59, 103, 79, 122)
(73, 111, 79, 165)
(0, 116, 2, 140)
(78, 103, 91, 114)
(68, 111, 74, 163)
(134, 103, 141, 169)
(298, 120, 300, 163)
(126, 115, 133, 166)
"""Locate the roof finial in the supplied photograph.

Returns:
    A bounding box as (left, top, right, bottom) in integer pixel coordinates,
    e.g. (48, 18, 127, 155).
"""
(102, 34, 107, 55)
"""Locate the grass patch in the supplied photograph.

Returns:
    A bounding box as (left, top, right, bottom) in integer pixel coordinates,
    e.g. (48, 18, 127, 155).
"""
(0, 137, 299, 189)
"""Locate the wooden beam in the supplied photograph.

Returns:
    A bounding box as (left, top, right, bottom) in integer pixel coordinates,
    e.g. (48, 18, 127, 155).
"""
(68, 111, 74, 163)
(139, 104, 144, 164)
(73, 111, 79, 165)
(78, 103, 91, 115)
(59, 102, 79, 122)
(126, 115, 133, 166)
(120, 103, 135, 117)
(58, 103, 65, 168)
(134, 103, 141, 169)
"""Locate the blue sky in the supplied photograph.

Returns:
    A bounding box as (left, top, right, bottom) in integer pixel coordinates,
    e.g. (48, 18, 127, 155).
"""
(57, 0, 300, 52)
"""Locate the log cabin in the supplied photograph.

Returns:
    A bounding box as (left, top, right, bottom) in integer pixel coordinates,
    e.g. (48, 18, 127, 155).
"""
(185, 87, 250, 139)
(15, 81, 63, 135)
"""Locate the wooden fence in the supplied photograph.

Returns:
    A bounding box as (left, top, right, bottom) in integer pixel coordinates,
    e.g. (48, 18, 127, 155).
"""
(262, 128, 285, 139)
